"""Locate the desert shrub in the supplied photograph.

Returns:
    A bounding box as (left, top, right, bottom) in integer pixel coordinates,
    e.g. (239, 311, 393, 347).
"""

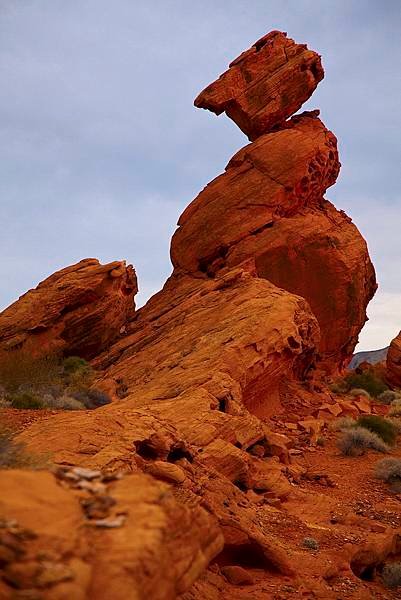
(0, 397, 11, 408)
(0, 350, 61, 393)
(356, 415, 397, 446)
(344, 371, 388, 398)
(337, 427, 388, 456)
(7, 392, 44, 410)
(329, 416, 355, 431)
(378, 390, 401, 405)
(382, 562, 401, 588)
(329, 380, 349, 394)
(44, 395, 85, 410)
(71, 388, 111, 409)
(389, 400, 401, 417)
(302, 537, 319, 550)
(63, 356, 92, 376)
(0, 426, 48, 469)
(374, 458, 401, 484)
(349, 388, 371, 399)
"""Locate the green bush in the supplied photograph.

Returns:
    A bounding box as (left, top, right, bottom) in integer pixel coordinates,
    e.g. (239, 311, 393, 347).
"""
(344, 372, 388, 398)
(337, 427, 388, 456)
(7, 392, 44, 410)
(63, 356, 91, 375)
(382, 562, 401, 588)
(356, 415, 397, 446)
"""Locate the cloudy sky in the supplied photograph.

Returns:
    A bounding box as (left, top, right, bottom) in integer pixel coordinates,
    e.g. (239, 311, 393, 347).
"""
(0, 0, 400, 350)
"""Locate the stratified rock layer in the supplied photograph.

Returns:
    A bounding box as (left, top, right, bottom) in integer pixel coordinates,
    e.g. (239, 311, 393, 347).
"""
(171, 112, 376, 370)
(387, 331, 401, 387)
(0, 259, 137, 360)
(195, 31, 324, 140)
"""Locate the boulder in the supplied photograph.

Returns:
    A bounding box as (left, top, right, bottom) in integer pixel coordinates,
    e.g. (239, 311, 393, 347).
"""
(195, 30, 323, 140)
(0, 259, 137, 360)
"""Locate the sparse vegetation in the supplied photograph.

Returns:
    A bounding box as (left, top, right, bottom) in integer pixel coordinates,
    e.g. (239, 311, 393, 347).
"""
(329, 416, 355, 431)
(0, 351, 110, 411)
(337, 427, 389, 456)
(374, 458, 401, 484)
(389, 400, 401, 417)
(378, 390, 401, 405)
(356, 415, 397, 446)
(344, 371, 388, 398)
(0, 426, 49, 469)
(382, 562, 401, 589)
(302, 537, 319, 550)
(330, 370, 388, 398)
(349, 388, 371, 399)
(7, 391, 44, 409)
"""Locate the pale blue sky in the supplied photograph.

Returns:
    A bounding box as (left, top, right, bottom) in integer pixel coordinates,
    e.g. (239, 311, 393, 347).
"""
(0, 0, 400, 350)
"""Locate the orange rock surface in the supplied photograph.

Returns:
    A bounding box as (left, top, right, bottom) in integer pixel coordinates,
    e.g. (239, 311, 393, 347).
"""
(387, 331, 401, 387)
(0, 258, 137, 360)
(195, 31, 323, 140)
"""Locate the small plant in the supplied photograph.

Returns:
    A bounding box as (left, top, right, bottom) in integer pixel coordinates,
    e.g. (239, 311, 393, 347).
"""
(316, 436, 325, 447)
(349, 388, 371, 399)
(389, 400, 401, 417)
(356, 415, 397, 446)
(329, 416, 355, 432)
(63, 356, 92, 376)
(329, 380, 348, 394)
(0, 426, 49, 469)
(344, 371, 388, 398)
(302, 537, 319, 550)
(337, 427, 388, 456)
(374, 458, 401, 484)
(378, 390, 401, 405)
(71, 388, 111, 409)
(382, 562, 401, 588)
(44, 395, 85, 410)
(7, 392, 44, 410)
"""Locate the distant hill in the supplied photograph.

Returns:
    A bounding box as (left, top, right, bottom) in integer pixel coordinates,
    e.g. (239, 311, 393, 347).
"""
(349, 347, 389, 370)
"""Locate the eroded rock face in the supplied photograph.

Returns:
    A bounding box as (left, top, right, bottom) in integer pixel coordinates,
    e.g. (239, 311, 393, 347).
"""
(387, 331, 401, 387)
(0, 259, 137, 360)
(194, 31, 323, 140)
(0, 470, 223, 600)
(171, 112, 375, 370)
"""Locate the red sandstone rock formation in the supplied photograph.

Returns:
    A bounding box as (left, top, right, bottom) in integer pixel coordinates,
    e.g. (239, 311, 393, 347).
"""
(387, 331, 401, 387)
(195, 31, 324, 140)
(0, 258, 137, 360)
(0, 31, 383, 600)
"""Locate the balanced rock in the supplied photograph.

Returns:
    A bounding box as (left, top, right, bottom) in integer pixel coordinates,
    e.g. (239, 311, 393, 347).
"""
(195, 30, 323, 140)
(0, 258, 137, 359)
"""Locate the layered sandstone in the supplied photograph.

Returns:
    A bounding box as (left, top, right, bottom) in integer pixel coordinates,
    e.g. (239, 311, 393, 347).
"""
(0, 259, 137, 360)
(195, 31, 324, 140)
(387, 331, 401, 387)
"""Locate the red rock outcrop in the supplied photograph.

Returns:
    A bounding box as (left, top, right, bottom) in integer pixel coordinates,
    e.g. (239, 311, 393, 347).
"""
(171, 114, 376, 370)
(195, 31, 324, 140)
(387, 331, 401, 387)
(0, 258, 137, 360)
(0, 30, 384, 600)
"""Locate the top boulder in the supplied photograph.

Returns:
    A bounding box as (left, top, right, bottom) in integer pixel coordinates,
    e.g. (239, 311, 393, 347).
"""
(194, 31, 323, 140)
